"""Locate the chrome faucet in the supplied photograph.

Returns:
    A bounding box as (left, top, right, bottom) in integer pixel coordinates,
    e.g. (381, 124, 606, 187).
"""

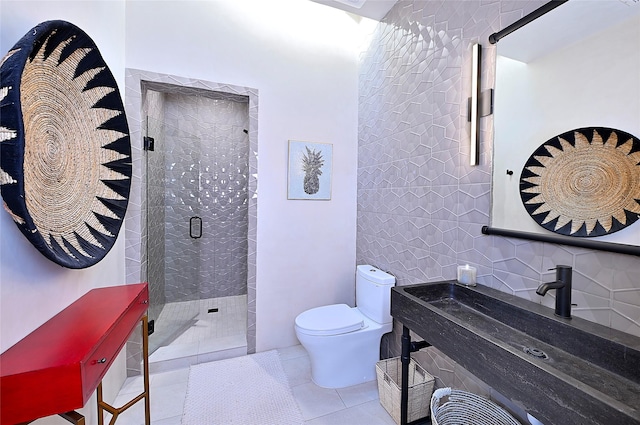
(536, 265, 572, 319)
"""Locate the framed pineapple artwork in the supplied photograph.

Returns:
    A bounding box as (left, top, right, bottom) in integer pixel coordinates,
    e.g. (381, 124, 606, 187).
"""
(287, 140, 333, 200)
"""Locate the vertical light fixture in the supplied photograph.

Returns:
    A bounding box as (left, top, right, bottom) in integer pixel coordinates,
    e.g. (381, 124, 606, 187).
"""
(470, 43, 481, 166)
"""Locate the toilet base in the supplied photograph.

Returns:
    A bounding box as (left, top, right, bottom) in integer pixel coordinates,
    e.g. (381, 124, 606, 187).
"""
(296, 317, 392, 389)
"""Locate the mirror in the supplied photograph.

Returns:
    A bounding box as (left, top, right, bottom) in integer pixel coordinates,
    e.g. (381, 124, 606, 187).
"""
(492, 0, 640, 247)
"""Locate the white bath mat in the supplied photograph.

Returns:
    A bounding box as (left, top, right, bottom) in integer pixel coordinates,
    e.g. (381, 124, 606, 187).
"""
(181, 350, 304, 425)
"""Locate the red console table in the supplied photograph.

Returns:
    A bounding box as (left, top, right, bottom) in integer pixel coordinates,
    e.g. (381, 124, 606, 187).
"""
(0, 283, 150, 425)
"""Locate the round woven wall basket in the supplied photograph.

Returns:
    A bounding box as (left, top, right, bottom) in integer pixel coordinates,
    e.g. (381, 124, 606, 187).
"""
(520, 127, 640, 237)
(0, 20, 131, 268)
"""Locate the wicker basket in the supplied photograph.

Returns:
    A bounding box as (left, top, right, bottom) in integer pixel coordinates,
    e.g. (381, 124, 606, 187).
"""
(376, 357, 434, 424)
(430, 388, 521, 425)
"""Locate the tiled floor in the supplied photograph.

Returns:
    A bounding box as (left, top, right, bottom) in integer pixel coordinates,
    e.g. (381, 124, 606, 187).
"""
(109, 345, 398, 425)
(149, 295, 247, 373)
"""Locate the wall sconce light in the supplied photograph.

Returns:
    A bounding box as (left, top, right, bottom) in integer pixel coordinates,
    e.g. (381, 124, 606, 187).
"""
(470, 43, 481, 166)
(467, 43, 493, 166)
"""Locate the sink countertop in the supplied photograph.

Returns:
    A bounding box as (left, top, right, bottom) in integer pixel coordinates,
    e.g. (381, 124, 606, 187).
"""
(391, 280, 640, 425)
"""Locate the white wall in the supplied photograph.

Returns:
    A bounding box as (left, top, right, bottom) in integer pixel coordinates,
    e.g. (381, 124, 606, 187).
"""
(0, 1, 365, 419)
(2, 0, 367, 352)
(125, 0, 366, 350)
(0, 1, 128, 423)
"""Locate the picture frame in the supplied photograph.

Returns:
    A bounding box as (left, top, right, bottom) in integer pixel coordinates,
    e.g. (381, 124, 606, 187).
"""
(287, 140, 333, 200)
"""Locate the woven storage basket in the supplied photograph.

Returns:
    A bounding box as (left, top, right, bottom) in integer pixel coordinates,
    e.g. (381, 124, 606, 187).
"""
(376, 357, 434, 424)
(431, 388, 521, 425)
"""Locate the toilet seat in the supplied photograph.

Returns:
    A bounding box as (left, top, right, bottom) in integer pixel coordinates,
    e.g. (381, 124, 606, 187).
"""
(295, 304, 364, 336)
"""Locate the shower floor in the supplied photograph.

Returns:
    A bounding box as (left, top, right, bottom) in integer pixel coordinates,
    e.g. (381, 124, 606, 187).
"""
(148, 295, 247, 372)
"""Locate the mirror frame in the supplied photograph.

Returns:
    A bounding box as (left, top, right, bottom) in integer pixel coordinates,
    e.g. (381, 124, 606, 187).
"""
(486, 1, 640, 257)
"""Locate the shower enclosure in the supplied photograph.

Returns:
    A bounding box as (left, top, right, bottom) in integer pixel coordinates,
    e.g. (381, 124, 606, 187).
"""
(143, 84, 250, 364)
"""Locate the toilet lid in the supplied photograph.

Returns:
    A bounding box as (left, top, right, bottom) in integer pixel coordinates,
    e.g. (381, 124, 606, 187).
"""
(295, 304, 364, 336)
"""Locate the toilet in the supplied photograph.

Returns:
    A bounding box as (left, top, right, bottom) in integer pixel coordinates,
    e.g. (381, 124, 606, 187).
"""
(294, 265, 395, 388)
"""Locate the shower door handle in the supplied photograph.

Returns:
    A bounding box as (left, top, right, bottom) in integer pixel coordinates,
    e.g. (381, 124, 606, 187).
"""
(190, 216, 202, 239)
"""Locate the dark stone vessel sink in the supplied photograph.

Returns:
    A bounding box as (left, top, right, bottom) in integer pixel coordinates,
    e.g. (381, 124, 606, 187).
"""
(391, 281, 640, 425)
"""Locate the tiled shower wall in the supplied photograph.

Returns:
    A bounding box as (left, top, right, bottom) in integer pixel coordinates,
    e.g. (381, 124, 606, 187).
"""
(125, 70, 259, 369)
(357, 0, 640, 411)
(159, 90, 249, 302)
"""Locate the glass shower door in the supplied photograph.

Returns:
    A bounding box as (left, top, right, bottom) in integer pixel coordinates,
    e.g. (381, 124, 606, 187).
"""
(145, 109, 204, 354)
(144, 88, 250, 359)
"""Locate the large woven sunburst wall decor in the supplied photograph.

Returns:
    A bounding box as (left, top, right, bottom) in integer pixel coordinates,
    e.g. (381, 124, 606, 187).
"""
(0, 20, 131, 268)
(520, 127, 640, 237)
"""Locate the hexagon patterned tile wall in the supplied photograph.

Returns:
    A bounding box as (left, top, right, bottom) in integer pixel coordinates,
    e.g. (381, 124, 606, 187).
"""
(357, 0, 640, 414)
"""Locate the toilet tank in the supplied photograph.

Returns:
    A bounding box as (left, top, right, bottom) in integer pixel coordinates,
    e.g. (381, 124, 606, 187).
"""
(356, 265, 396, 324)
